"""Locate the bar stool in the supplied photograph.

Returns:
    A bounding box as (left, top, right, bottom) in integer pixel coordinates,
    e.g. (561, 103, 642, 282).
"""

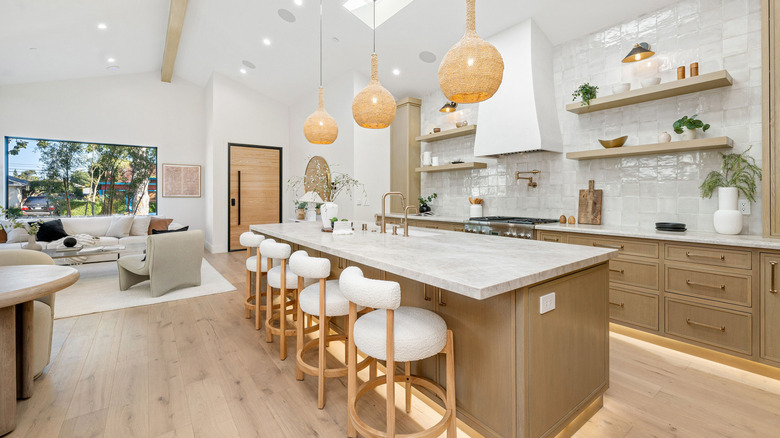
(340, 267, 456, 438)
(289, 251, 374, 409)
(239, 232, 271, 329)
(261, 240, 314, 360)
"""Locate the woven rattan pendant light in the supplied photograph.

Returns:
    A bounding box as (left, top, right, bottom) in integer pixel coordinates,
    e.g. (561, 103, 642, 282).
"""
(304, 0, 338, 144)
(352, 0, 396, 129)
(438, 0, 504, 104)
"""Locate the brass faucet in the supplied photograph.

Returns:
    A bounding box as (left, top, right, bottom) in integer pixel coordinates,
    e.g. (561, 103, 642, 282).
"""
(516, 170, 541, 188)
(381, 192, 406, 233)
(402, 205, 418, 237)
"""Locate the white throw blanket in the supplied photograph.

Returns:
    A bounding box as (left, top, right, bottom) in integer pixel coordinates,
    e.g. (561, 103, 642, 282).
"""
(50, 234, 99, 264)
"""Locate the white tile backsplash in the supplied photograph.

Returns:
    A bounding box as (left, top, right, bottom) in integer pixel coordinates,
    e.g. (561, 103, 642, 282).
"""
(419, 0, 762, 234)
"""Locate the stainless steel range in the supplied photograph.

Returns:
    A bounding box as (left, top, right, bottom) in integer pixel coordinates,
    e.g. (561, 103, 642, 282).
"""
(464, 216, 560, 239)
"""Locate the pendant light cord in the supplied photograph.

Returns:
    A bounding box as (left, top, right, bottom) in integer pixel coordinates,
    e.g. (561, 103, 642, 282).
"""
(373, 0, 376, 53)
(319, 0, 323, 87)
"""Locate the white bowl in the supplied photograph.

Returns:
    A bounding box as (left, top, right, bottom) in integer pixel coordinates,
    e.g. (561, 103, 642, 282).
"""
(612, 83, 631, 94)
(641, 77, 661, 88)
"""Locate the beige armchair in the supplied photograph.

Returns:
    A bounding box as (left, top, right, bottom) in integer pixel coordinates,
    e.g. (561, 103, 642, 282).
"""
(0, 250, 57, 379)
(117, 230, 204, 297)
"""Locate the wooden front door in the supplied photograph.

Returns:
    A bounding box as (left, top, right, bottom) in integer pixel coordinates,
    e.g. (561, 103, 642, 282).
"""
(228, 144, 282, 251)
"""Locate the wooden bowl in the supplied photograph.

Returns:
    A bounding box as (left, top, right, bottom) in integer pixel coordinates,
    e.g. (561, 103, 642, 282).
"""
(599, 136, 628, 148)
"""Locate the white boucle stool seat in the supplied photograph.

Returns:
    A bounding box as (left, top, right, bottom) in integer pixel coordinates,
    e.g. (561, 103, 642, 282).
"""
(299, 280, 365, 317)
(353, 307, 447, 363)
(246, 256, 274, 273)
(268, 265, 316, 289)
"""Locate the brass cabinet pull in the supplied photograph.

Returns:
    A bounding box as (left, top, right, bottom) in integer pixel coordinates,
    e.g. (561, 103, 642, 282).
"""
(593, 242, 623, 250)
(609, 301, 625, 308)
(771, 261, 778, 294)
(686, 279, 725, 290)
(544, 237, 560, 242)
(437, 289, 446, 307)
(686, 251, 725, 261)
(686, 318, 726, 332)
(423, 285, 432, 301)
(609, 268, 624, 274)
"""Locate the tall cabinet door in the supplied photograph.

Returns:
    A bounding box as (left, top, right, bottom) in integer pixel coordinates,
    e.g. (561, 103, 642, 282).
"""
(761, 253, 780, 362)
(229, 145, 282, 251)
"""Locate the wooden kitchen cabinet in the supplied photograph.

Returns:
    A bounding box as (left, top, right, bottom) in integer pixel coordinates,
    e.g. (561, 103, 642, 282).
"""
(392, 274, 438, 383)
(760, 253, 780, 363)
(389, 98, 421, 214)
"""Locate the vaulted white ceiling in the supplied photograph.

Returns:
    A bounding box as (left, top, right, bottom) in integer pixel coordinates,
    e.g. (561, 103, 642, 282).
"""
(0, 0, 678, 104)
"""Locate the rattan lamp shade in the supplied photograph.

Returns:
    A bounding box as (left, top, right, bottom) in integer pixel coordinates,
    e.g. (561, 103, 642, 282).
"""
(304, 87, 338, 144)
(352, 53, 396, 129)
(438, 0, 504, 104)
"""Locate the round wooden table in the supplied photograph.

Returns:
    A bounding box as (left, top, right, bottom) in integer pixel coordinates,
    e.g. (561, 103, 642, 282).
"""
(0, 265, 79, 436)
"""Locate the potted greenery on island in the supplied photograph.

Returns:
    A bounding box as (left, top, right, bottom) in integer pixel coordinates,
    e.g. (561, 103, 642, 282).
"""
(700, 146, 762, 235)
(418, 193, 438, 213)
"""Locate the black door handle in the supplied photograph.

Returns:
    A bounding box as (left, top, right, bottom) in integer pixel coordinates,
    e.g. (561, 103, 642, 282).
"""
(237, 171, 241, 225)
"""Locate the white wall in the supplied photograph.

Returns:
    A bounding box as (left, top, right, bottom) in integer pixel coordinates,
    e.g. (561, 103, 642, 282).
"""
(205, 73, 290, 253)
(0, 71, 207, 232)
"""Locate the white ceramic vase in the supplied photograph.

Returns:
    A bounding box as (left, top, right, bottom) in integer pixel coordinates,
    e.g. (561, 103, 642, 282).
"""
(23, 235, 42, 251)
(470, 204, 483, 218)
(321, 202, 339, 229)
(681, 127, 698, 141)
(713, 187, 743, 235)
(658, 131, 672, 143)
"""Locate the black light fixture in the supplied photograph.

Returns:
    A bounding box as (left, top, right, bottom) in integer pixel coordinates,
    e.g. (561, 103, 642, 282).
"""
(622, 42, 655, 63)
(440, 101, 458, 113)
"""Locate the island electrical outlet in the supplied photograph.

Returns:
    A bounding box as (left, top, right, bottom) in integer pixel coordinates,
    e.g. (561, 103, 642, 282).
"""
(540, 292, 556, 314)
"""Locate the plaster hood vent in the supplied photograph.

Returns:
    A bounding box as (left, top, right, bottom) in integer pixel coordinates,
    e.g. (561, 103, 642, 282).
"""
(473, 19, 562, 156)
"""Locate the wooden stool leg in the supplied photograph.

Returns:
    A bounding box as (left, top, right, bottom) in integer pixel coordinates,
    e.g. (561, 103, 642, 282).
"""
(265, 283, 274, 343)
(280, 260, 288, 360)
(255, 271, 263, 330)
(244, 269, 251, 319)
(386, 309, 395, 438)
(347, 303, 358, 438)
(317, 278, 327, 409)
(296, 278, 305, 381)
(344, 315, 349, 365)
(405, 361, 412, 414)
(369, 358, 377, 381)
(445, 330, 456, 438)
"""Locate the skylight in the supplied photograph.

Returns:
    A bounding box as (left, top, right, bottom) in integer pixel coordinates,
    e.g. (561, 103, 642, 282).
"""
(342, 0, 415, 29)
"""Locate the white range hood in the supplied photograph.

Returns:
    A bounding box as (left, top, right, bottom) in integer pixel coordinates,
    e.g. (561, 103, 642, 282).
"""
(473, 19, 563, 156)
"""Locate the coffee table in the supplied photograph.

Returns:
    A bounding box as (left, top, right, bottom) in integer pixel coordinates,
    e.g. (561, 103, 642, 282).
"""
(42, 243, 146, 261)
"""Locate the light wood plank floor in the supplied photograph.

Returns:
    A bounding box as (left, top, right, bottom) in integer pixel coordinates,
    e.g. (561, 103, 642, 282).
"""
(9, 251, 780, 438)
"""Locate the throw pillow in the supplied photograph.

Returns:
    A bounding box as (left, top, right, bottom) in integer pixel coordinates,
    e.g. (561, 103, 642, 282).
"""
(0, 227, 5, 243)
(106, 216, 134, 238)
(130, 215, 152, 236)
(36, 219, 69, 242)
(151, 226, 189, 235)
(1, 220, 28, 244)
(148, 217, 173, 234)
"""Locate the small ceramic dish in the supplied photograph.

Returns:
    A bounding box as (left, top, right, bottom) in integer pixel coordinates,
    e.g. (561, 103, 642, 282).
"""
(598, 136, 628, 148)
(612, 83, 631, 94)
(641, 77, 661, 88)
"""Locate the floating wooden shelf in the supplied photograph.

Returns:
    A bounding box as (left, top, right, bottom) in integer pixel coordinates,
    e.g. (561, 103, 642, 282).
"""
(566, 70, 733, 115)
(415, 125, 477, 142)
(566, 136, 734, 160)
(415, 162, 488, 173)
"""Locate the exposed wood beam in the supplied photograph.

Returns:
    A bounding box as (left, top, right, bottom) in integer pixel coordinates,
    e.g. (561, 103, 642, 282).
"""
(161, 0, 189, 83)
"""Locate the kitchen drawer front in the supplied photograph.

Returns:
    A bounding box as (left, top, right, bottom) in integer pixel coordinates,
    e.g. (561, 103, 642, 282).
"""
(568, 235, 659, 259)
(665, 244, 752, 270)
(537, 231, 567, 243)
(609, 288, 659, 330)
(665, 298, 752, 355)
(665, 266, 751, 307)
(609, 258, 659, 292)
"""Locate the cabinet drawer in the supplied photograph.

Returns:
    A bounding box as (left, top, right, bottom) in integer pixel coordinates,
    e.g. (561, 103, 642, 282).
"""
(665, 266, 751, 307)
(609, 259, 659, 291)
(568, 235, 659, 259)
(609, 288, 658, 330)
(665, 244, 752, 270)
(537, 231, 566, 243)
(665, 298, 752, 355)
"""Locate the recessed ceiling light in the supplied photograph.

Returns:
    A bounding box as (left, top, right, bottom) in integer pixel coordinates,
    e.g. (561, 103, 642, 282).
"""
(97, 23, 107, 30)
(332, 36, 340, 43)
(240, 68, 247, 74)
(278, 9, 296, 23)
(294, 0, 303, 5)
(242, 60, 256, 69)
(107, 57, 115, 63)
(392, 68, 400, 75)
(419, 51, 437, 63)
(28, 47, 37, 51)
(106, 65, 120, 71)
(263, 38, 271, 46)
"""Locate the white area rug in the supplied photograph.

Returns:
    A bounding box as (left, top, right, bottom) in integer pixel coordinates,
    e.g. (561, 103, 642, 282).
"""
(54, 259, 236, 319)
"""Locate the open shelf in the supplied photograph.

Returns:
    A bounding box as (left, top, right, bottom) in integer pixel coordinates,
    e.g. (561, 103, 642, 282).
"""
(566, 70, 733, 115)
(566, 136, 734, 160)
(415, 125, 477, 142)
(415, 162, 488, 173)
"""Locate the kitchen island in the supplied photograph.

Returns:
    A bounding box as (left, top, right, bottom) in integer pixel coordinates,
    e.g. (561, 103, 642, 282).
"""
(250, 222, 617, 438)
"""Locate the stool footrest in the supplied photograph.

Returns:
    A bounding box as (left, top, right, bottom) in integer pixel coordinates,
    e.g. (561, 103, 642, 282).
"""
(296, 335, 373, 379)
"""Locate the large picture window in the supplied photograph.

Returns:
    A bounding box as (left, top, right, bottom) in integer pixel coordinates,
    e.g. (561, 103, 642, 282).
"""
(4, 137, 157, 217)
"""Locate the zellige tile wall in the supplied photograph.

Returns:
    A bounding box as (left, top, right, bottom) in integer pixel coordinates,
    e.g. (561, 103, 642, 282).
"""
(420, 0, 762, 234)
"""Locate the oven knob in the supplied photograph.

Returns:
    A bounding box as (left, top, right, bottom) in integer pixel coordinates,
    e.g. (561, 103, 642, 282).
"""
(519, 232, 528, 239)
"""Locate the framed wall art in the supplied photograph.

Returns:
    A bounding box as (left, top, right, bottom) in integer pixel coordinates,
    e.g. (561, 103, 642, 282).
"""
(162, 163, 201, 198)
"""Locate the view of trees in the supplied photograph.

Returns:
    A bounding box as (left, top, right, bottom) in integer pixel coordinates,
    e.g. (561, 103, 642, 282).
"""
(6, 138, 157, 217)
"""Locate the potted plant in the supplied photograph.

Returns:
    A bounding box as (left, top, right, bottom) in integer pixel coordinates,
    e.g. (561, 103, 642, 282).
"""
(700, 146, 762, 235)
(1, 207, 43, 250)
(572, 83, 598, 107)
(673, 114, 710, 141)
(294, 201, 307, 220)
(418, 193, 438, 213)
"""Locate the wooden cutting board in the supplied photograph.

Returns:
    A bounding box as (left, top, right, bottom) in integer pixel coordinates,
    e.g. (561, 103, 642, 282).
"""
(578, 180, 603, 225)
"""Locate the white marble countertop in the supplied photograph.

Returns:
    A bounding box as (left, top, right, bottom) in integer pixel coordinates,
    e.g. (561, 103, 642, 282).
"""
(377, 213, 468, 223)
(251, 222, 616, 300)
(535, 223, 780, 251)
